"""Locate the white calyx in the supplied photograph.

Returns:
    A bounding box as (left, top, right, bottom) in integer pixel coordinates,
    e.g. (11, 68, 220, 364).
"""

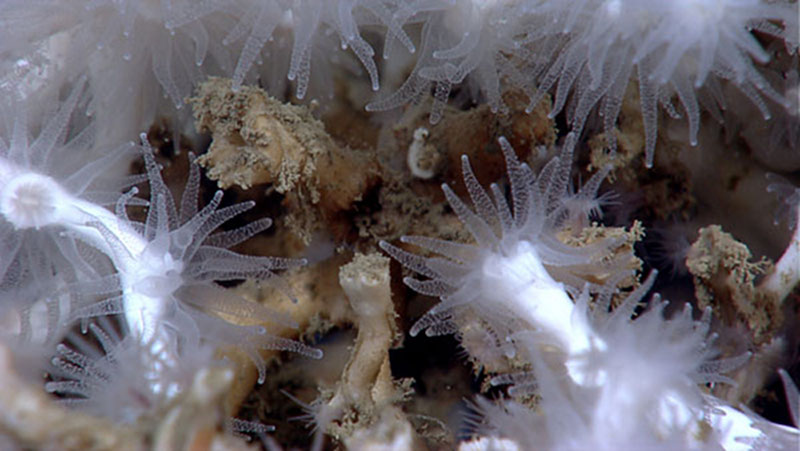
(482, 239, 596, 358)
(124, 250, 181, 339)
(1, 172, 69, 230)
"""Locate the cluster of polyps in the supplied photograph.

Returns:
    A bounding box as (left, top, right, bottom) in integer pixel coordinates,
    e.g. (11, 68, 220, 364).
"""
(1, 1, 795, 165)
(382, 135, 799, 449)
(0, 86, 320, 421)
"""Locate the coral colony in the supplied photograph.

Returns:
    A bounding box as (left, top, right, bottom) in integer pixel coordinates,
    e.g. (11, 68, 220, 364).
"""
(0, 0, 799, 449)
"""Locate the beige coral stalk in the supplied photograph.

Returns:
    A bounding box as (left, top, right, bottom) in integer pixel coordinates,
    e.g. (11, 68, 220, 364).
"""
(760, 207, 800, 302)
(337, 252, 399, 406)
(309, 252, 419, 449)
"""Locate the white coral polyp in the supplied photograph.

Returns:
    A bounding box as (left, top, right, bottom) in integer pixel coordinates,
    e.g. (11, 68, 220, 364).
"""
(0, 0, 235, 144)
(481, 240, 591, 355)
(527, 0, 797, 167)
(381, 134, 624, 360)
(468, 279, 764, 449)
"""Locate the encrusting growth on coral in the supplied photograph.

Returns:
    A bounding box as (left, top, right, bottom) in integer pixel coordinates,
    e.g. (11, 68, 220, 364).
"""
(191, 77, 379, 243)
(687, 225, 780, 345)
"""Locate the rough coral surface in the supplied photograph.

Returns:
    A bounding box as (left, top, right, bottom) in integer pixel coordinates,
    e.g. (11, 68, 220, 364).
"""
(0, 1, 799, 450)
